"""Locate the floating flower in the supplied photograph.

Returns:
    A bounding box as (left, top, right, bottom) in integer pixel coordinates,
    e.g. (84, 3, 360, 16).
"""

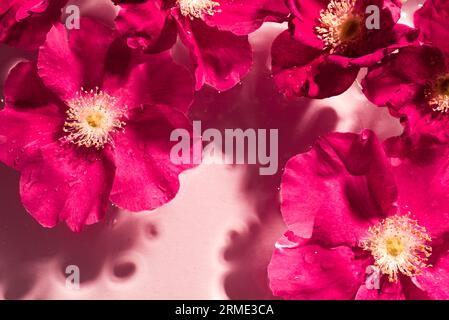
(272, 0, 418, 99)
(268, 130, 449, 299)
(113, 0, 288, 91)
(0, 18, 196, 232)
(363, 0, 449, 145)
(0, 0, 68, 50)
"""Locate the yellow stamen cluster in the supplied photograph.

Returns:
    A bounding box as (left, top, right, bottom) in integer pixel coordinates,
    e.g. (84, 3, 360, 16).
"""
(177, 0, 220, 20)
(360, 214, 432, 282)
(63, 88, 127, 150)
(315, 0, 363, 54)
(425, 74, 449, 113)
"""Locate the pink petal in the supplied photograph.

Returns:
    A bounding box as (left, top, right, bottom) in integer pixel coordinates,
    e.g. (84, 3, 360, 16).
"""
(16, 0, 50, 20)
(19, 143, 116, 232)
(362, 45, 445, 111)
(415, 251, 449, 300)
(389, 140, 449, 239)
(414, 0, 449, 57)
(174, 11, 252, 91)
(204, 0, 289, 35)
(281, 130, 397, 247)
(355, 280, 406, 300)
(38, 19, 116, 102)
(67, 18, 117, 90)
(328, 24, 419, 68)
(0, 0, 67, 50)
(272, 30, 359, 99)
(115, 0, 178, 53)
(105, 52, 195, 113)
(109, 104, 197, 212)
(268, 236, 365, 300)
(0, 61, 64, 169)
(286, 0, 327, 50)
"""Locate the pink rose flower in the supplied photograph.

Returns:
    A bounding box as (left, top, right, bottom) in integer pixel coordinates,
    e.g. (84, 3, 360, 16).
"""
(268, 130, 449, 299)
(113, 0, 288, 91)
(0, 0, 67, 50)
(363, 0, 449, 145)
(272, 0, 418, 99)
(0, 18, 196, 232)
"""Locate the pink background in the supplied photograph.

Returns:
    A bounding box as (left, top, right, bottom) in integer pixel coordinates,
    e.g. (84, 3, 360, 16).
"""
(0, 0, 421, 299)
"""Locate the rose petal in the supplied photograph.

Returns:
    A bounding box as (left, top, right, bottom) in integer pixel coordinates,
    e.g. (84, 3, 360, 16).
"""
(175, 11, 252, 91)
(362, 45, 445, 111)
(204, 0, 289, 35)
(109, 104, 197, 211)
(281, 130, 397, 247)
(0, 61, 64, 169)
(268, 238, 365, 300)
(287, 0, 327, 50)
(389, 141, 449, 239)
(115, 0, 178, 53)
(272, 30, 359, 99)
(19, 143, 116, 232)
(414, 251, 449, 300)
(38, 19, 116, 101)
(0, 0, 67, 50)
(106, 51, 195, 113)
(415, 0, 449, 57)
(355, 280, 405, 300)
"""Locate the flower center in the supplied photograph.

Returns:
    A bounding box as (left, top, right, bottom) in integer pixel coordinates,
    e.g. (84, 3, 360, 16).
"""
(63, 88, 127, 150)
(385, 236, 405, 257)
(360, 215, 432, 282)
(177, 0, 220, 20)
(425, 74, 449, 113)
(315, 0, 363, 54)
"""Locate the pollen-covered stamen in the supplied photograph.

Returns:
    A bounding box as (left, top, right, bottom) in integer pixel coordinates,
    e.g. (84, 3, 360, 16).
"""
(315, 0, 363, 54)
(425, 74, 449, 113)
(177, 0, 220, 20)
(360, 214, 432, 283)
(63, 88, 127, 150)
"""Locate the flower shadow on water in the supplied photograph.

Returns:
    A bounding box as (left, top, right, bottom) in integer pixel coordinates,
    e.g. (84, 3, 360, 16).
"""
(0, 163, 145, 299)
(189, 26, 339, 299)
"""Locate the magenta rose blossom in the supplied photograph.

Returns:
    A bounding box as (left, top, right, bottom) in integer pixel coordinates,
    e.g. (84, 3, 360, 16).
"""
(272, 0, 418, 99)
(0, 0, 67, 50)
(113, 0, 288, 91)
(268, 130, 449, 299)
(0, 18, 196, 232)
(363, 0, 449, 144)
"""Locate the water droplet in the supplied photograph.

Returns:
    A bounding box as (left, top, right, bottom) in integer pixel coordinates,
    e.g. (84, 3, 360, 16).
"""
(0, 135, 7, 144)
(303, 250, 318, 264)
(360, 131, 370, 141)
(390, 157, 402, 167)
